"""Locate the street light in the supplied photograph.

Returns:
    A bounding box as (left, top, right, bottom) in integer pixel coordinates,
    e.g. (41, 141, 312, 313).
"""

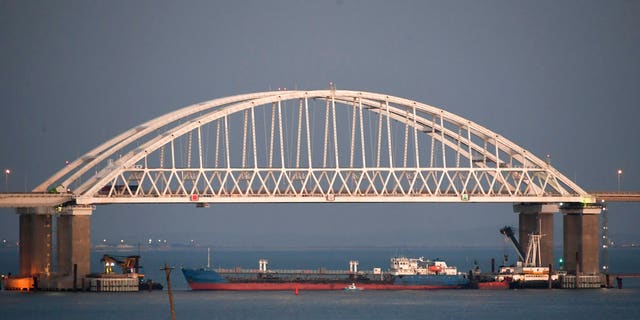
(617, 169, 622, 192)
(4, 169, 10, 192)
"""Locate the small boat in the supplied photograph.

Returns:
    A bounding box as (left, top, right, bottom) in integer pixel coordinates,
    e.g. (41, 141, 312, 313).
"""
(344, 283, 363, 291)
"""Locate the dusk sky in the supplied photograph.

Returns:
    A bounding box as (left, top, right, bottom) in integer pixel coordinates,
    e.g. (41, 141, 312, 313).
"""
(1, 0, 638, 248)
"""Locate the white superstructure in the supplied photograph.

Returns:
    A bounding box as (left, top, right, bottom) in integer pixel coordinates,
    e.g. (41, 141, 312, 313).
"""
(389, 257, 458, 276)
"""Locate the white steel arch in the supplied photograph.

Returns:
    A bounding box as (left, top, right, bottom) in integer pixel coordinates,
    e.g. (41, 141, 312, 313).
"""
(38, 90, 593, 205)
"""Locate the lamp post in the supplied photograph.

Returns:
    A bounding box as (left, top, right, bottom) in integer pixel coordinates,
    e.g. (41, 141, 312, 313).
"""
(617, 169, 622, 192)
(4, 169, 10, 192)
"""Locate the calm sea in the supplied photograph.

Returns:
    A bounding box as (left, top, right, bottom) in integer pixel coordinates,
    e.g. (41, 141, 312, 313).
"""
(1, 247, 640, 320)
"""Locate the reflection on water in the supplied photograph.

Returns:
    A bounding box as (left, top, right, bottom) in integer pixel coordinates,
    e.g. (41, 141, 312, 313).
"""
(1, 285, 640, 320)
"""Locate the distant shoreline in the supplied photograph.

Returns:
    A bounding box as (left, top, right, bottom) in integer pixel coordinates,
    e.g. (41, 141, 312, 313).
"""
(90, 244, 640, 252)
(2, 244, 639, 252)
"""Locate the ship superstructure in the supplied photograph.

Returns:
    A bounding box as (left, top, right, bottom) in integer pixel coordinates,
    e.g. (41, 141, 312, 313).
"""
(389, 256, 458, 276)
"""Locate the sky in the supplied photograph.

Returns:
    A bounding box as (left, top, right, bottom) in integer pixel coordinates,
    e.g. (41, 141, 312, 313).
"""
(0, 0, 639, 248)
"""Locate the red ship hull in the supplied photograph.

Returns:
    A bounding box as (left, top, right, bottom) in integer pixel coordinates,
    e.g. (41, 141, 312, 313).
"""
(476, 281, 510, 290)
(188, 282, 463, 291)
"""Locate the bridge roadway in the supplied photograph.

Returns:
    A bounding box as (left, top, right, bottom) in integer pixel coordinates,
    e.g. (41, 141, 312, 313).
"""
(1, 191, 639, 208)
(0, 192, 73, 208)
(589, 192, 640, 203)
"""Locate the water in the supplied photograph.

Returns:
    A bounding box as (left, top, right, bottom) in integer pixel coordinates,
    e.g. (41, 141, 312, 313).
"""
(2, 247, 640, 319)
(2, 289, 640, 320)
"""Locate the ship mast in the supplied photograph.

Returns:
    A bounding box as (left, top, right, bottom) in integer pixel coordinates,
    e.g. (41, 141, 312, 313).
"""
(524, 219, 544, 267)
(524, 233, 542, 267)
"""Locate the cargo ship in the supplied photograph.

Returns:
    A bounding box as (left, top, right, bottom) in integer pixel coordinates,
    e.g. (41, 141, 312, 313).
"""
(182, 256, 469, 290)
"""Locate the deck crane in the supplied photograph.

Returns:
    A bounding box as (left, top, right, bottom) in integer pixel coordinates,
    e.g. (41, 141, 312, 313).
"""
(100, 254, 141, 274)
(499, 226, 526, 263)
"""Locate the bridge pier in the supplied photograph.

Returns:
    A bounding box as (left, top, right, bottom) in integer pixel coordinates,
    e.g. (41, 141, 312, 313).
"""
(561, 204, 601, 275)
(14, 206, 92, 290)
(17, 207, 53, 277)
(56, 206, 93, 290)
(513, 203, 557, 267)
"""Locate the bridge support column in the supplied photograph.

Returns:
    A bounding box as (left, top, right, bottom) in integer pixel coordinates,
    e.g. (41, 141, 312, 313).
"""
(57, 206, 93, 290)
(513, 203, 558, 267)
(17, 207, 53, 277)
(561, 204, 601, 275)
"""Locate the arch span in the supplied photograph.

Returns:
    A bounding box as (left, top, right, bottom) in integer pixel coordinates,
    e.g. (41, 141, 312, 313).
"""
(37, 90, 592, 205)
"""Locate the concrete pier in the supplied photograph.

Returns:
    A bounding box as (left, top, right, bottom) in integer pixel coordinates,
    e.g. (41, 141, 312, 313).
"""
(56, 206, 93, 290)
(18, 207, 53, 277)
(14, 205, 93, 291)
(561, 204, 601, 275)
(513, 203, 558, 267)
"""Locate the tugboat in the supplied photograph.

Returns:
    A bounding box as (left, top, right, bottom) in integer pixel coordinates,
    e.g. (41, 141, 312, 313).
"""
(469, 259, 510, 290)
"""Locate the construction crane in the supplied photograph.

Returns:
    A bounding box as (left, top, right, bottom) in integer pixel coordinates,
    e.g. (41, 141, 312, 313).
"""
(100, 254, 141, 274)
(499, 226, 526, 263)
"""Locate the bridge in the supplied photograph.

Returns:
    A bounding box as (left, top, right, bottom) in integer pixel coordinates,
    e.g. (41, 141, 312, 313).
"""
(590, 192, 640, 203)
(0, 89, 635, 290)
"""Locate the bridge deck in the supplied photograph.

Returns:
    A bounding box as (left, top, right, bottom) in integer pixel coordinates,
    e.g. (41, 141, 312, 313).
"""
(1, 191, 638, 208)
(0, 193, 73, 208)
(589, 192, 640, 202)
(611, 273, 640, 278)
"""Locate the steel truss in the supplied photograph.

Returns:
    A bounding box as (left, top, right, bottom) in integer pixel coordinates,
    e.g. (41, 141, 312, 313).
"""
(35, 90, 592, 205)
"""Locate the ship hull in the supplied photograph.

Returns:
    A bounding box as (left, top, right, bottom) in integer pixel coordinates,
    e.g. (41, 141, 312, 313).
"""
(476, 281, 510, 290)
(182, 268, 469, 291)
(187, 282, 462, 290)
